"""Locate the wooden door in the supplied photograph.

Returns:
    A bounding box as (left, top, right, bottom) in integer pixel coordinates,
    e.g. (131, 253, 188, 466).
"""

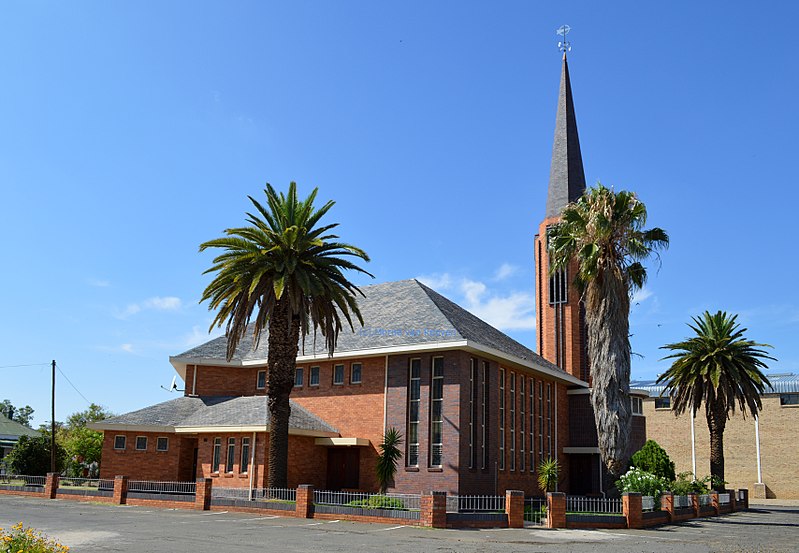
(326, 448, 360, 490)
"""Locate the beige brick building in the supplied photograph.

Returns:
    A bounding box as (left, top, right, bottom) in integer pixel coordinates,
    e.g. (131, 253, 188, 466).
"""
(632, 375, 799, 499)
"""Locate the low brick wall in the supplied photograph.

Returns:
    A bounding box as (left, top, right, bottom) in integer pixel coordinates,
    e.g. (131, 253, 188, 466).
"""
(641, 511, 669, 527)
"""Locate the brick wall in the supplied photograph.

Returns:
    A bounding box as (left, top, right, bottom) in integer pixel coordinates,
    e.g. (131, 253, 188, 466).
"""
(186, 364, 266, 397)
(100, 432, 186, 481)
(644, 395, 799, 499)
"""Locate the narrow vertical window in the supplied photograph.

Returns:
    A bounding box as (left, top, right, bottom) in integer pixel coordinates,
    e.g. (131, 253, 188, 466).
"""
(510, 372, 516, 471)
(538, 381, 544, 463)
(256, 370, 266, 389)
(310, 366, 320, 386)
(519, 377, 525, 472)
(481, 361, 488, 470)
(499, 368, 505, 471)
(241, 437, 251, 473)
(407, 358, 421, 467)
(212, 438, 221, 472)
(226, 437, 236, 473)
(529, 378, 535, 472)
(430, 357, 444, 467)
(547, 383, 553, 457)
(469, 358, 475, 469)
(333, 364, 345, 385)
(351, 363, 362, 384)
(294, 367, 303, 387)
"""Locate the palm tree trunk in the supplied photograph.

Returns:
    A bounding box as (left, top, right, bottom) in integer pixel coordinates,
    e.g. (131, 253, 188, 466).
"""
(266, 297, 301, 489)
(585, 269, 632, 479)
(707, 403, 727, 488)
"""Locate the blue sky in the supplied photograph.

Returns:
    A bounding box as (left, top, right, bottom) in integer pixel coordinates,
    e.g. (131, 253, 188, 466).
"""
(2, 1, 797, 426)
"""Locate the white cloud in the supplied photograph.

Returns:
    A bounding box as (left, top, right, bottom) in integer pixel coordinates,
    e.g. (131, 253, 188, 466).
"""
(120, 343, 135, 353)
(116, 296, 183, 319)
(632, 287, 654, 305)
(493, 263, 519, 281)
(87, 278, 111, 288)
(416, 273, 453, 291)
(418, 272, 536, 331)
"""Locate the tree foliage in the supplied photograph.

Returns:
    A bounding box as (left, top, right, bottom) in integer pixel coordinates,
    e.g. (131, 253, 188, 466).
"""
(5, 434, 66, 476)
(547, 184, 668, 478)
(658, 311, 773, 484)
(537, 457, 560, 493)
(200, 182, 371, 488)
(58, 404, 113, 477)
(1, 399, 34, 428)
(631, 440, 675, 482)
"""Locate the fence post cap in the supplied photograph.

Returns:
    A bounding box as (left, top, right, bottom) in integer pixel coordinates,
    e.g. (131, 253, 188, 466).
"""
(428, 490, 447, 496)
(297, 484, 314, 490)
(115, 475, 128, 480)
(546, 491, 565, 498)
(622, 492, 642, 497)
(506, 489, 524, 497)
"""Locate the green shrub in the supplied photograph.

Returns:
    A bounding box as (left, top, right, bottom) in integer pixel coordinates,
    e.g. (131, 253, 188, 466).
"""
(630, 440, 676, 482)
(346, 495, 405, 510)
(537, 458, 560, 493)
(617, 467, 668, 505)
(670, 472, 709, 495)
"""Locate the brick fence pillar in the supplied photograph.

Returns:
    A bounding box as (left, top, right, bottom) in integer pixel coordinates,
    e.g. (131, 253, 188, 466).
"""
(623, 492, 642, 529)
(295, 485, 314, 519)
(661, 492, 674, 523)
(44, 473, 59, 499)
(421, 491, 447, 528)
(738, 489, 749, 509)
(113, 475, 128, 505)
(547, 492, 566, 529)
(689, 493, 699, 518)
(710, 491, 720, 515)
(505, 490, 524, 529)
(195, 478, 212, 510)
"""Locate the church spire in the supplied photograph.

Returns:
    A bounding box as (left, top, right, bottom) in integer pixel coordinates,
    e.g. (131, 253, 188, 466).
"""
(544, 51, 586, 218)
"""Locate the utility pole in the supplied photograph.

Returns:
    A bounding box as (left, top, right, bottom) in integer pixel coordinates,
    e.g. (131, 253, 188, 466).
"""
(51, 359, 56, 474)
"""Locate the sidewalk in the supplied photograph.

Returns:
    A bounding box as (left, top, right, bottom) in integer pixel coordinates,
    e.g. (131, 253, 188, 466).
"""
(749, 498, 799, 507)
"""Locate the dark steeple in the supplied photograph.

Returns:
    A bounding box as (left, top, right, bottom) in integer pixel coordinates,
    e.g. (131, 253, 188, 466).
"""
(545, 53, 586, 218)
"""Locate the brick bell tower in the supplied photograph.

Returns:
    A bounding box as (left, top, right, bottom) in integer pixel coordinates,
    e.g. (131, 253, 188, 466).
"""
(534, 50, 589, 383)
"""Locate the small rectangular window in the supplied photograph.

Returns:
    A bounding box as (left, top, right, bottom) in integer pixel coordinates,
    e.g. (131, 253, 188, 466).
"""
(114, 435, 126, 450)
(351, 363, 362, 384)
(226, 438, 235, 473)
(135, 436, 147, 451)
(294, 367, 303, 387)
(333, 364, 345, 385)
(631, 396, 643, 415)
(257, 370, 266, 389)
(212, 438, 222, 472)
(156, 437, 169, 452)
(241, 437, 251, 473)
(655, 397, 671, 410)
(780, 393, 799, 406)
(310, 366, 320, 386)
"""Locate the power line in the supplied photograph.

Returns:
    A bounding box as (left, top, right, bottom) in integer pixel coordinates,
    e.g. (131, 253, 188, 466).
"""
(55, 364, 93, 406)
(0, 362, 50, 369)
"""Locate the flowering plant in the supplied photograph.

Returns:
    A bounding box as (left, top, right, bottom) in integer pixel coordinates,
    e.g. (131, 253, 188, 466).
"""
(617, 467, 668, 504)
(0, 522, 69, 553)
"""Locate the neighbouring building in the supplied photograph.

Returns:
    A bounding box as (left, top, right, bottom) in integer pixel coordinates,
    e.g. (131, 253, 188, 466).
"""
(91, 51, 647, 495)
(0, 413, 38, 471)
(632, 374, 799, 499)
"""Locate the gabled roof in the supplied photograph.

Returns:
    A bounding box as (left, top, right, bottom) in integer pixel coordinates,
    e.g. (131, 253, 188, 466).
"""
(631, 373, 799, 397)
(545, 53, 586, 219)
(0, 413, 38, 440)
(89, 396, 337, 435)
(171, 279, 583, 386)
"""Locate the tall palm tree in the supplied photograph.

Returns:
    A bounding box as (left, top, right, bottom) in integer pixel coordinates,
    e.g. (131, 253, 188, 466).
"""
(658, 311, 773, 486)
(200, 182, 372, 488)
(547, 184, 668, 477)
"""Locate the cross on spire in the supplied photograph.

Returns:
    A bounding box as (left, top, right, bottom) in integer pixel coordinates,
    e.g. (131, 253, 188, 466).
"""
(556, 24, 571, 53)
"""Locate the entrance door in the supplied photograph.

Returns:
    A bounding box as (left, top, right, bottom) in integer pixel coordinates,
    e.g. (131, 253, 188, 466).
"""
(326, 448, 360, 490)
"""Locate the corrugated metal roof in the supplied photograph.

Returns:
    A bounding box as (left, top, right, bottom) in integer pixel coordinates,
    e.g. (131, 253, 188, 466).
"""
(631, 373, 799, 397)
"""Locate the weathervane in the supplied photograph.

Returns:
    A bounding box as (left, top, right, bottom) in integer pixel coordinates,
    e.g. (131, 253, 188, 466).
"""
(556, 24, 571, 53)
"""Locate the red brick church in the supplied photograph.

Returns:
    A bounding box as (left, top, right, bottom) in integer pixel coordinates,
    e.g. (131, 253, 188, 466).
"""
(92, 52, 646, 496)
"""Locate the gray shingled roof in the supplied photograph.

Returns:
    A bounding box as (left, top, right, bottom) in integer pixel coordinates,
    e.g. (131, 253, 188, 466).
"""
(631, 373, 799, 397)
(94, 396, 337, 434)
(173, 279, 566, 377)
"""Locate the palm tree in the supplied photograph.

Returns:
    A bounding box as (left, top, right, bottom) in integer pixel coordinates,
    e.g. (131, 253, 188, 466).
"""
(376, 427, 403, 494)
(200, 182, 372, 488)
(658, 311, 774, 486)
(547, 184, 668, 478)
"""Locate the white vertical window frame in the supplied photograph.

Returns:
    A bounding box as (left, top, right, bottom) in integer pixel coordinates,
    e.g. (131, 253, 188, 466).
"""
(499, 368, 505, 471)
(546, 382, 553, 458)
(407, 358, 421, 467)
(510, 372, 516, 471)
(529, 378, 535, 472)
(538, 381, 544, 463)
(212, 438, 221, 473)
(519, 376, 525, 472)
(481, 361, 488, 470)
(469, 358, 475, 469)
(226, 437, 236, 473)
(429, 357, 444, 467)
(240, 437, 250, 473)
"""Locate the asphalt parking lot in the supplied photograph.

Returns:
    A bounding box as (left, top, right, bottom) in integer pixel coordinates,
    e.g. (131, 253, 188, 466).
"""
(0, 495, 796, 552)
